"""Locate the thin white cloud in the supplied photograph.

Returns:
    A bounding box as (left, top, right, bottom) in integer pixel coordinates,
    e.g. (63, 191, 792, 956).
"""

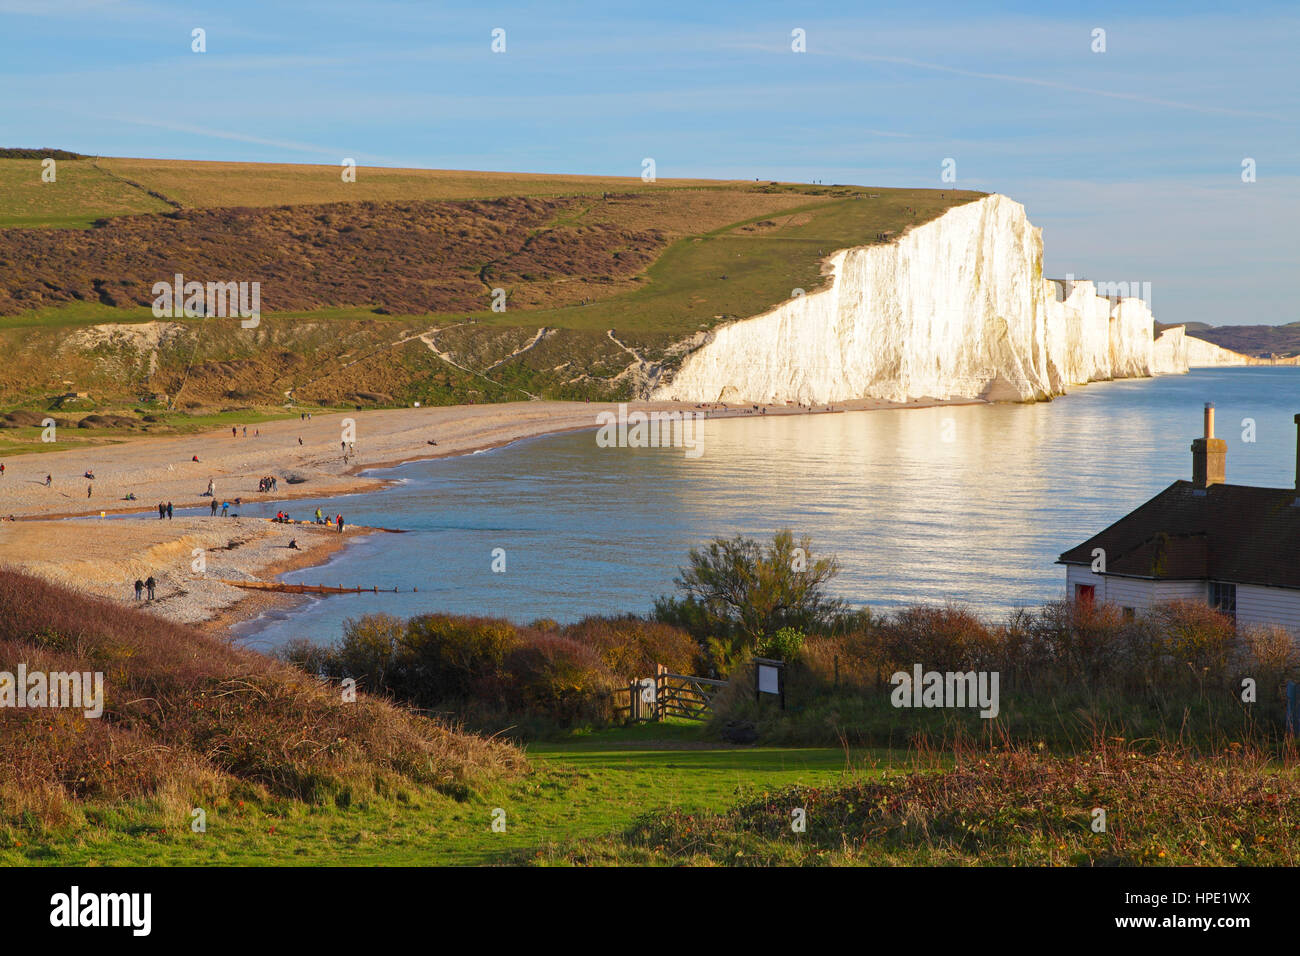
(107, 115, 405, 166)
(728, 42, 1288, 122)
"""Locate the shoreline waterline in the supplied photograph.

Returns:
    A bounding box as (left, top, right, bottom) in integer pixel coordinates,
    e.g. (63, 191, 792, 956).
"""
(11, 395, 982, 632)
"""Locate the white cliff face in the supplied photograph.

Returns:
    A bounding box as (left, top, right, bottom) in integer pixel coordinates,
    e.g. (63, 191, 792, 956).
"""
(1183, 333, 1251, 367)
(653, 194, 1195, 404)
(1151, 325, 1188, 375)
(1153, 326, 1253, 370)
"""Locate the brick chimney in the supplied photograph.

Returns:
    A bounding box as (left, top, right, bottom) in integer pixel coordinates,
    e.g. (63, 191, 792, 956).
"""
(1191, 402, 1226, 488)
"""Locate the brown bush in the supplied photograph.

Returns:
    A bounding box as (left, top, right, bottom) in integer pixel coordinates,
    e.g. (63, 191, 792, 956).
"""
(507, 634, 616, 725)
(874, 605, 999, 673)
(561, 616, 699, 678)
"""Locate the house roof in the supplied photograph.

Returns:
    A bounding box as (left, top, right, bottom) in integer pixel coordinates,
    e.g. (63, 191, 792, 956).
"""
(1057, 481, 1300, 590)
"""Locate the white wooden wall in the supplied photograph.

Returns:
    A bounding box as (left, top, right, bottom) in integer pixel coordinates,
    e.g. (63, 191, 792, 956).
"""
(1238, 585, 1300, 634)
(1064, 566, 1156, 610)
(1063, 567, 1300, 635)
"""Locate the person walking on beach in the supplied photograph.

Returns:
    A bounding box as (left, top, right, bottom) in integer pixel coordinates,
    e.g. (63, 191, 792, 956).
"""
(44, 474, 51, 487)
(232, 426, 237, 438)
(145, 575, 156, 600)
(242, 426, 247, 437)
(133, 579, 143, 601)
(315, 507, 323, 524)
(158, 502, 165, 519)
(221, 501, 229, 516)
(336, 513, 344, 533)
(210, 498, 219, 516)
(87, 484, 92, 498)
(166, 501, 174, 519)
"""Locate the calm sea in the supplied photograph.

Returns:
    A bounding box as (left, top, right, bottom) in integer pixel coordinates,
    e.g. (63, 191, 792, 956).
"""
(233, 368, 1300, 651)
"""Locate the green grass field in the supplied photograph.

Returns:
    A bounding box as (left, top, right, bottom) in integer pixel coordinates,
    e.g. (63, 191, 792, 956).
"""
(0, 159, 172, 229)
(1, 723, 883, 866)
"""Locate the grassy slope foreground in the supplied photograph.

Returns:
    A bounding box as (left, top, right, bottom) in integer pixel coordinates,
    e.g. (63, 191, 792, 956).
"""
(0, 568, 526, 863)
(0, 154, 982, 432)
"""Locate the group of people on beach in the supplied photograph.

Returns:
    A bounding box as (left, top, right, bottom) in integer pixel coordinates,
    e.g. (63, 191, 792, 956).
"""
(258, 475, 279, 492)
(156, 501, 174, 519)
(276, 508, 345, 533)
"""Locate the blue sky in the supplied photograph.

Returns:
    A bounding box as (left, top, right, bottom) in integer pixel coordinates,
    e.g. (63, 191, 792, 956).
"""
(2, 0, 1297, 326)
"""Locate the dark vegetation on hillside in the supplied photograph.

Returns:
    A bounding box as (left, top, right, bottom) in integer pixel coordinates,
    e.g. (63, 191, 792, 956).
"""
(0, 148, 86, 160)
(0, 195, 665, 316)
(0, 569, 523, 829)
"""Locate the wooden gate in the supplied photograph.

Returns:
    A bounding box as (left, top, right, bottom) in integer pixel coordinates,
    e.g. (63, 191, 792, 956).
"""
(657, 672, 727, 721)
(614, 664, 728, 723)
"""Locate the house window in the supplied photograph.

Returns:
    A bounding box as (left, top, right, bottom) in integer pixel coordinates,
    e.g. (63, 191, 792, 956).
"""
(1075, 584, 1096, 605)
(1209, 581, 1237, 621)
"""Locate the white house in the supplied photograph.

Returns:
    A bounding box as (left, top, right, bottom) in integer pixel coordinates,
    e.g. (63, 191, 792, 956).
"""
(1057, 403, 1300, 634)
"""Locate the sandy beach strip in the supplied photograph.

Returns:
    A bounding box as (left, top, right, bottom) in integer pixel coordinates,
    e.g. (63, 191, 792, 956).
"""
(0, 516, 368, 628)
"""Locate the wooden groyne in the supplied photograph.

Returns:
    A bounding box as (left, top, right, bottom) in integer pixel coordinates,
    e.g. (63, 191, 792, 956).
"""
(263, 518, 408, 533)
(218, 580, 408, 595)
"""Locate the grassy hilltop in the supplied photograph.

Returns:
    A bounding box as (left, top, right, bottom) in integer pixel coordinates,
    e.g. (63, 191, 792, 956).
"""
(0, 153, 982, 440)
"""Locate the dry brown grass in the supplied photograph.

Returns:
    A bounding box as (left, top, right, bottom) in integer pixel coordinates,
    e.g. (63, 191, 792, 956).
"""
(0, 569, 525, 809)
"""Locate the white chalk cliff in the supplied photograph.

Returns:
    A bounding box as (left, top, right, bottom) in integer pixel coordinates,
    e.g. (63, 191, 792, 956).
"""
(652, 194, 1247, 404)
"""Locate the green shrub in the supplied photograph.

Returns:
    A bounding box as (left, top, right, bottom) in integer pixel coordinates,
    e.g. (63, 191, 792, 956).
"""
(756, 626, 806, 662)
